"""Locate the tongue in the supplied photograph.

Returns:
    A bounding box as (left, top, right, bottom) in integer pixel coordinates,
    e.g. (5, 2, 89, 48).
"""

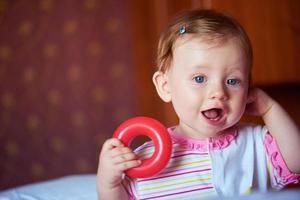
(203, 109, 219, 119)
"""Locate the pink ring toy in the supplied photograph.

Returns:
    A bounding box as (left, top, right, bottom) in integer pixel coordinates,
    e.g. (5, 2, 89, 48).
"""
(113, 116, 172, 178)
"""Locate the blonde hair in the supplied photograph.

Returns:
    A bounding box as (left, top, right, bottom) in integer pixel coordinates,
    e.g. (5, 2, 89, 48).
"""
(157, 9, 253, 73)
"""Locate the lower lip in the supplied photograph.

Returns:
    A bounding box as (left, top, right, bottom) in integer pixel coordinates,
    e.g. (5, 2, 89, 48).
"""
(201, 113, 226, 126)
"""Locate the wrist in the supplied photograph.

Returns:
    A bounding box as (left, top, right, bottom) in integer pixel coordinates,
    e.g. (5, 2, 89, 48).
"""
(98, 182, 128, 200)
(98, 172, 123, 189)
(99, 178, 121, 189)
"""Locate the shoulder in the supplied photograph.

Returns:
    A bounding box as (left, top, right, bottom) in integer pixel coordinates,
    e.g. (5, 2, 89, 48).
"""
(236, 123, 268, 139)
(224, 123, 269, 150)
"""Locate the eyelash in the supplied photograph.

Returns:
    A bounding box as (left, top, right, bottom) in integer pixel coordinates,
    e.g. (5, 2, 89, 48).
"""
(192, 76, 241, 86)
(193, 75, 206, 83)
(226, 78, 240, 86)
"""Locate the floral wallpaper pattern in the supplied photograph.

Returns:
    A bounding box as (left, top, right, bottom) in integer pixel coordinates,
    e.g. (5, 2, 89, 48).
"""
(0, 0, 136, 190)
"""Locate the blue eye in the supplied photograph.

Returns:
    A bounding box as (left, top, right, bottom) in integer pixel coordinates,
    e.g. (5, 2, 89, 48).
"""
(227, 79, 239, 85)
(194, 76, 205, 83)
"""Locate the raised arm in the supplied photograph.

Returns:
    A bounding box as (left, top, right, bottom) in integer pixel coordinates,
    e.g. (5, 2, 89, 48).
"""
(246, 88, 300, 173)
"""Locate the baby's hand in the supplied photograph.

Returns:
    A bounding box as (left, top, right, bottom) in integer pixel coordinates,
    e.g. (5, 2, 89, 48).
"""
(97, 138, 141, 189)
(245, 88, 275, 117)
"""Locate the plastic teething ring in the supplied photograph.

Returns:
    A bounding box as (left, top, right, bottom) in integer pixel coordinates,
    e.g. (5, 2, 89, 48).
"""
(113, 116, 172, 178)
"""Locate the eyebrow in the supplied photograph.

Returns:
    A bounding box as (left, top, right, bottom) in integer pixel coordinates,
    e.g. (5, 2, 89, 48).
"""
(228, 64, 249, 72)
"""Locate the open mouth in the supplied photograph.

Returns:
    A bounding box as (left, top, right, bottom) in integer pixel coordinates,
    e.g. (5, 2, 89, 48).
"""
(202, 108, 224, 121)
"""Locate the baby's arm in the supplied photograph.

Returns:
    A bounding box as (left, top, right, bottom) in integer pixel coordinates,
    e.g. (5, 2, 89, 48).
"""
(97, 138, 141, 200)
(246, 88, 300, 173)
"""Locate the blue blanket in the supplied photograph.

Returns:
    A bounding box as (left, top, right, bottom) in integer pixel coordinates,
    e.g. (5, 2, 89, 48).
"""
(0, 174, 299, 200)
(0, 174, 97, 200)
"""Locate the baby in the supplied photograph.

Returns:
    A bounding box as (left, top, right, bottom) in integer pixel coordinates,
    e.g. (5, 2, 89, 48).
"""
(97, 9, 300, 199)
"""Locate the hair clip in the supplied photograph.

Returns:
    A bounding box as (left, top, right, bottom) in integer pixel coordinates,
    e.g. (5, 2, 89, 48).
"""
(179, 26, 186, 34)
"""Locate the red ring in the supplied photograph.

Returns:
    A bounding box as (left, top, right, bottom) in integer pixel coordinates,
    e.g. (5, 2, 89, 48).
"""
(113, 116, 172, 178)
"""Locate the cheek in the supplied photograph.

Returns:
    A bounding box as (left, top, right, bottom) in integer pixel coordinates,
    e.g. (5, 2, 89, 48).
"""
(172, 89, 201, 113)
(236, 95, 248, 114)
(230, 89, 248, 109)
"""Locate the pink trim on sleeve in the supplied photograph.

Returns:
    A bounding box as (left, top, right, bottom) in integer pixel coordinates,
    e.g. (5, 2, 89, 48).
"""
(264, 132, 300, 186)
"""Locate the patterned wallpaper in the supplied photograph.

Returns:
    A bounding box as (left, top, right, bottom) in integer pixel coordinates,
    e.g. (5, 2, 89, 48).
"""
(0, 0, 136, 190)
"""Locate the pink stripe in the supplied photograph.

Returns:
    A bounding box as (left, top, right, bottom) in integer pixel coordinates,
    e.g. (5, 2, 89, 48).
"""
(135, 145, 209, 160)
(162, 164, 211, 175)
(171, 152, 209, 159)
(137, 168, 211, 182)
(135, 144, 193, 156)
(140, 186, 214, 200)
(140, 182, 213, 197)
(173, 149, 209, 155)
(135, 144, 209, 156)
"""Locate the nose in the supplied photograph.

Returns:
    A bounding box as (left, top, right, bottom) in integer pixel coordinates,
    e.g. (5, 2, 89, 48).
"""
(208, 83, 228, 101)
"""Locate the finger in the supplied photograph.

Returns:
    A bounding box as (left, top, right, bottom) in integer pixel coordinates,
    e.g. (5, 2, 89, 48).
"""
(109, 147, 134, 158)
(102, 138, 124, 151)
(112, 152, 138, 164)
(116, 160, 142, 172)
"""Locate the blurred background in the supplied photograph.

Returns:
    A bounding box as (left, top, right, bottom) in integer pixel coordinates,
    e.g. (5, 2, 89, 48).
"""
(0, 0, 299, 190)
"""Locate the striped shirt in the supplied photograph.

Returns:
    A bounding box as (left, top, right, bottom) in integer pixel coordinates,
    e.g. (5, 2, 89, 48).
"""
(123, 124, 300, 199)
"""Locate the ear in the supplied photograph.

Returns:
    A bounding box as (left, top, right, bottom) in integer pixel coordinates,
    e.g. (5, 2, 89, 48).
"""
(246, 87, 255, 104)
(152, 71, 171, 102)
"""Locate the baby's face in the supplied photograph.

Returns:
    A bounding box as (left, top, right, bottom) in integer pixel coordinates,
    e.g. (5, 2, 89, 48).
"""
(166, 36, 250, 139)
